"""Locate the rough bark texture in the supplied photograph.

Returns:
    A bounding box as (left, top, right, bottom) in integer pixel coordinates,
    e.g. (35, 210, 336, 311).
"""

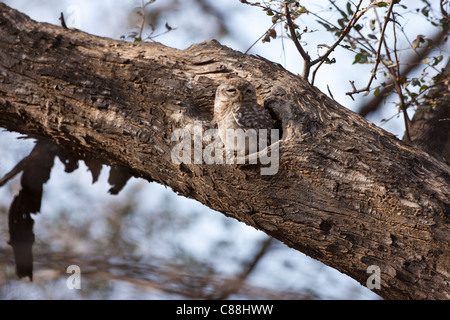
(0, 4, 449, 299)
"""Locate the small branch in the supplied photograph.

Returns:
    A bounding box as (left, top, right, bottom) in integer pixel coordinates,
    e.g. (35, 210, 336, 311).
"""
(441, 0, 450, 22)
(138, 0, 146, 40)
(358, 30, 446, 116)
(309, 0, 383, 81)
(345, 1, 395, 97)
(391, 12, 411, 141)
(59, 12, 68, 30)
(327, 84, 335, 101)
(311, 58, 326, 86)
(284, 3, 312, 79)
(283, 0, 384, 81)
(244, 22, 277, 54)
(211, 237, 274, 299)
(0, 161, 24, 187)
(311, 0, 364, 66)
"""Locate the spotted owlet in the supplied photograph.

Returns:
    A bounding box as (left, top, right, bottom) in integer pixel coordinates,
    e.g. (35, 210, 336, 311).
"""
(214, 78, 275, 156)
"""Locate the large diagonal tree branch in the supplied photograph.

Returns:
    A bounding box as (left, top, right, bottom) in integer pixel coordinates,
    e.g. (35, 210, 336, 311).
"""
(0, 4, 449, 299)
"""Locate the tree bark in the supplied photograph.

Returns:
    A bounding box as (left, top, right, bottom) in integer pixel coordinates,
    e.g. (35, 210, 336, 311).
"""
(0, 3, 449, 299)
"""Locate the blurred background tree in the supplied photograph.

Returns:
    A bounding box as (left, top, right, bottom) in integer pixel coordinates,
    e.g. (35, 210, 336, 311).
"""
(0, 0, 448, 299)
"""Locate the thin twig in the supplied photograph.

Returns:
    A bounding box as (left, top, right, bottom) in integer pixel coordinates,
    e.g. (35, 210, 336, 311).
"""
(358, 29, 446, 116)
(0, 161, 24, 186)
(441, 0, 450, 22)
(308, 6, 375, 56)
(346, 1, 396, 97)
(308, 0, 377, 81)
(59, 12, 68, 30)
(211, 237, 274, 300)
(327, 84, 335, 101)
(285, 3, 312, 79)
(245, 22, 278, 54)
(391, 13, 411, 141)
(311, 0, 363, 66)
(138, 0, 146, 40)
(311, 58, 325, 85)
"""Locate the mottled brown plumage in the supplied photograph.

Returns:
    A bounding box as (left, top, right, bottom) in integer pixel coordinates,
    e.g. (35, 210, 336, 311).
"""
(214, 78, 275, 154)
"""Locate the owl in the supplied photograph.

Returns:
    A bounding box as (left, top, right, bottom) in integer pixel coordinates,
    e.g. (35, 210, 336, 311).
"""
(214, 78, 275, 157)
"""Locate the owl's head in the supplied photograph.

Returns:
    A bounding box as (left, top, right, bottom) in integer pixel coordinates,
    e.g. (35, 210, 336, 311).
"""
(215, 78, 257, 103)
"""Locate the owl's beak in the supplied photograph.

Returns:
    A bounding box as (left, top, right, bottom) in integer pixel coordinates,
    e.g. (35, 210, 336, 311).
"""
(238, 94, 244, 102)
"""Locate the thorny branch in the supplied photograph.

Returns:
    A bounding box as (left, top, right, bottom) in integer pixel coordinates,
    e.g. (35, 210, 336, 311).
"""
(309, 0, 364, 74)
(345, 1, 396, 98)
(285, 0, 388, 81)
(344, 1, 413, 140)
(357, 30, 446, 117)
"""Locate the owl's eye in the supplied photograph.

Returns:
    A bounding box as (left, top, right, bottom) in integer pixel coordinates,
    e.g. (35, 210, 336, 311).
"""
(227, 89, 236, 93)
(246, 89, 252, 94)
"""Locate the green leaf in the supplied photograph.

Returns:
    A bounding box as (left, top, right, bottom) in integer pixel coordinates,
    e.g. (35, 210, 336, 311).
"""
(399, 76, 407, 85)
(432, 55, 444, 66)
(374, 87, 380, 96)
(353, 53, 368, 64)
(419, 84, 429, 92)
(377, 2, 388, 7)
(346, 2, 353, 16)
(317, 20, 337, 32)
(411, 78, 420, 86)
(337, 18, 347, 28)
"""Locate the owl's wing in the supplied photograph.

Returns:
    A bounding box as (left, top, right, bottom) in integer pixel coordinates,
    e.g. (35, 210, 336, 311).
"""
(231, 103, 274, 129)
